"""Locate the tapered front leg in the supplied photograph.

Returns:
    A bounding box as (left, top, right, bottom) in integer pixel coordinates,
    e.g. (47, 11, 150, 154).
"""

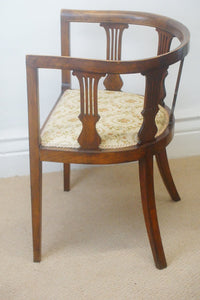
(156, 149, 181, 202)
(64, 163, 70, 191)
(139, 153, 167, 269)
(30, 158, 42, 262)
(27, 65, 42, 262)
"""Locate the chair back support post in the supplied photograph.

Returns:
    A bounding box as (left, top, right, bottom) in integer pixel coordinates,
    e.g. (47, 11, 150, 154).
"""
(61, 16, 71, 92)
(170, 58, 184, 121)
(26, 65, 40, 149)
(138, 67, 168, 144)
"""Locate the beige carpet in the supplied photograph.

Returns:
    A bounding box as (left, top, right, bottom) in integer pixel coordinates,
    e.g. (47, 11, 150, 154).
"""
(0, 156, 200, 299)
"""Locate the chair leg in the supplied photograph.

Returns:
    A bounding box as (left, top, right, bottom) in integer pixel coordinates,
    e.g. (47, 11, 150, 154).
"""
(64, 163, 70, 191)
(156, 149, 181, 202)
(30, 159, 42, 262)
(139, 153, 167, 269)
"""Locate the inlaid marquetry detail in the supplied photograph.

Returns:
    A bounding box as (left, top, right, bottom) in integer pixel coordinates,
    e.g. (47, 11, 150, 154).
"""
(100, 23, 128, 91)
(138, 68, 168, 144)
(73, 71, 105, 150)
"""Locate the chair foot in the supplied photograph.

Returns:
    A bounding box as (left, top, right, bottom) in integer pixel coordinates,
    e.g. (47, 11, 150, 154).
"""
(30, 160, 42, 263)
(64, 163, 70, 191)
(156, 149, 181, 202)
(33, 252, 41, 263)
(139, 154, 167, 269)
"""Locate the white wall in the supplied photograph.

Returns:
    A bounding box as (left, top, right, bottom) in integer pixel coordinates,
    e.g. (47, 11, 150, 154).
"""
(0, 0, 200, 177)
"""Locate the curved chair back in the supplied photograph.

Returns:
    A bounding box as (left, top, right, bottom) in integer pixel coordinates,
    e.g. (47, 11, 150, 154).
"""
(60, 10, 190, 148)
(26, 10, 190, 268)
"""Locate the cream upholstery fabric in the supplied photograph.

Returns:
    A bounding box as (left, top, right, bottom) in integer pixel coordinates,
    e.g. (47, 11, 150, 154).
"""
(41, 89, 169, 149)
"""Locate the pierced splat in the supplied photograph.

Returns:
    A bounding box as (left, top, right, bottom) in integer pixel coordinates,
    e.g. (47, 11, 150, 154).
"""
(159, 69, 168, 107)
(100, 23, 128, 91)
(138, 68, 168, 144)
(156, 29, 174, 106)
(156, 28, 174, 55)
(100, 23, 129, 60)
(73, 71, 105, 150)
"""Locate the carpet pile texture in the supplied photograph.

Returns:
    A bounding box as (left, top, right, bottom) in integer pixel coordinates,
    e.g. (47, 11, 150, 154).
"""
(0, 156, 199, 299)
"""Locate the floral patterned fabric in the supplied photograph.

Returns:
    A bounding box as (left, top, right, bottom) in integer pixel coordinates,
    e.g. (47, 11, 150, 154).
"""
(41, 89, 169, 149)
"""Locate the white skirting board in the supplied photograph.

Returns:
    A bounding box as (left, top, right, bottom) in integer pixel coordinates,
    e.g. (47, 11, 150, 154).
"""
(0, 116, 200, 178)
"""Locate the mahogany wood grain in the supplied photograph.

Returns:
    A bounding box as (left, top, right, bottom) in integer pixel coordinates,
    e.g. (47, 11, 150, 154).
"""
(156, 29, 174, 107)
(103, 74, 123, 91)
(64, 163, 70, 191)
(100, 23, 128, 90)
(26, 9, 190, 268)
(156, 149, 181, 201)
(100, 23, 128, 60)
(39, 123, 174, 165)
(27, 65, 42, 262)
(73, 71, 105, 150)
(61, 15, 71, 177)
(139, 153, 167, 269)
(61, 10, 188, 38)
(170, 59, 185, 120)
(138, 67, 168, 144)
(156, 28, 174, 56)
(61, 16, 71, 92)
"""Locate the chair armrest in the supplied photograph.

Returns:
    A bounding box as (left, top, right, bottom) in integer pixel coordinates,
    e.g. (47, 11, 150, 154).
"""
(26, 55, 108, 151)
(26, 55, 111, 73)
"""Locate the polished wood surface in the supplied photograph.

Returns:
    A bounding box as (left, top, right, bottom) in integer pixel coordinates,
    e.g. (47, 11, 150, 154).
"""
(64, 163, 70, 192)
(73, 71, 105, 150)
(100, 22, 128, 90)
(139, 153, 167, 269)
(27, 65, 42, 262)
(26, 10, 190, 268)
(156, 149, 181, 201)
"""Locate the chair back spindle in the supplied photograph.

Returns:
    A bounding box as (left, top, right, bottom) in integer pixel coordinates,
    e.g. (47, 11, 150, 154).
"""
(100, 23, 128, 91)
(73, 71, 105, 150)
(156, 28, 174, 56)
(170, 59, 184, 121)
(156, 29, 174, 107)
(138, 67, 168, 144)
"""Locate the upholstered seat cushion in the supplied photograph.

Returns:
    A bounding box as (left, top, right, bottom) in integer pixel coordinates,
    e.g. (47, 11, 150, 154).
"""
(41, 89, 169, 149)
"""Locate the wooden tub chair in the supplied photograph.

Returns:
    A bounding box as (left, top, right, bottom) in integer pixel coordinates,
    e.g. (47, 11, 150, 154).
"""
(26, 9, 190, 269)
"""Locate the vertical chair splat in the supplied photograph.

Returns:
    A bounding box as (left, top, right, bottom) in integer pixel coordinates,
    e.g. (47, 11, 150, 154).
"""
(100, 23, 128, 90)
(138, 67, 168, 144)
(156, 28, 174, 56)
(73, 71, 105, 150)
(156, 28, 174, 107)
